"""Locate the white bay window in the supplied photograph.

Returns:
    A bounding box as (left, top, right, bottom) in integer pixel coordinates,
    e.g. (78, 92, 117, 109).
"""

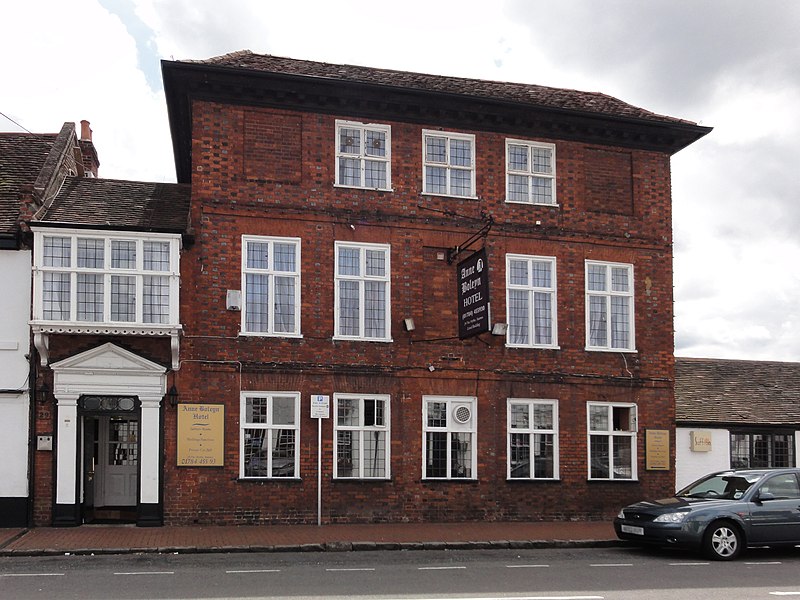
(34, 230, 180, 327)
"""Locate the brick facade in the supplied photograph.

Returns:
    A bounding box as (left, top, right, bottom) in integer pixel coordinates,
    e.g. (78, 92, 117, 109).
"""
(163, 94, 681, 524)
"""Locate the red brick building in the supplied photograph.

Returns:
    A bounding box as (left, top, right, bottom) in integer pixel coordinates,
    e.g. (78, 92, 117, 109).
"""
(154, 51, 711, 525)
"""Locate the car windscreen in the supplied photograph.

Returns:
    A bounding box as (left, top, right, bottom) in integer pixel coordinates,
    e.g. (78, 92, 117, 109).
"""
(677, 473, 759, 500)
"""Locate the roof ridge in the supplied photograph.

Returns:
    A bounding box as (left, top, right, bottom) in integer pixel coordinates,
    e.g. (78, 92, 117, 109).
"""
(184, 50, 698, 126)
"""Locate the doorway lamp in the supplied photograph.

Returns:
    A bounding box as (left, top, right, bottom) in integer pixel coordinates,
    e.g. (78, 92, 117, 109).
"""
(165, 384, 179, 407)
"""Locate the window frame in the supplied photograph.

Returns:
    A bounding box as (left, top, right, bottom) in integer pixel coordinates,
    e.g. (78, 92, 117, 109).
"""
(587, 402, 638, 481)
(334, 120, 392, 191)
(333, 241, 392, 342)
(239, 391, 301, 480)
(585, 260, 636, 352)
(505, 254, 558, 349)
(507, 398, 559, 480)
(505, 138, 557, 206)
(421, 130, 477, 199)
(240, 235, 302, 338)
(333, 393, 391, 480)
(730, 430, 796, 469)
(31, 228, 181, 328)
(422, 395, 477, 480)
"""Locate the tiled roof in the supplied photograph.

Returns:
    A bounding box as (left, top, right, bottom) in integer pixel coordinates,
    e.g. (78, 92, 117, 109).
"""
(193, 50, 695, 127)
(39, 177, 191, 232)
(0, 132, 57, 235)
(675, 357, 800, 425)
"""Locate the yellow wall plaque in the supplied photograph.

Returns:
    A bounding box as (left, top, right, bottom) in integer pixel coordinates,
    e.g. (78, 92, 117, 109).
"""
(645, 429, 670, 471)
(177, 403, 224, 467)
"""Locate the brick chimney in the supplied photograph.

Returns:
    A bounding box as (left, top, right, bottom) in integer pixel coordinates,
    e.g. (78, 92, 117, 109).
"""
(78, 119, 100, 177)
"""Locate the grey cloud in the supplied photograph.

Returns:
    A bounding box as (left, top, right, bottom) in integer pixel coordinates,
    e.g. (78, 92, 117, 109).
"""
(507, 0, 800, 115)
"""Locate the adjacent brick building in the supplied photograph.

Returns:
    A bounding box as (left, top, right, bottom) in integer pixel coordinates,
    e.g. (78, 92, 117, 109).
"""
(156, 51, 711, 525)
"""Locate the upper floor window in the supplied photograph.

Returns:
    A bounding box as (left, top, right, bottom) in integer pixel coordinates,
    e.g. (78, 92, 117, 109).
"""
(33, 230, 180, 326)
(422, 130, 475, 198)
(585, 261, 635, 351)
(334, 242, 391, 341)
(506, 255, 557, 348)
(423, 396, 476, 480)
(334, 394, 391, 479)
(240, 392, 300, 479)
(242, 236, 301, 336)
(587, 402, 637, 480)
(335, 121, 391, 190)
(508, 399, 558, 480)
(506, 139, 556, 205)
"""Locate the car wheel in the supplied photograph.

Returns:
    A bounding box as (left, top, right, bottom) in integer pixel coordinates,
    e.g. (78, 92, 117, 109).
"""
(703, 521, 742, 560)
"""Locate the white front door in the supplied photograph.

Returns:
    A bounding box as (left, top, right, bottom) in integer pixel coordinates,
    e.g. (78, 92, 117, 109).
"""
(96, 417, 138, 507)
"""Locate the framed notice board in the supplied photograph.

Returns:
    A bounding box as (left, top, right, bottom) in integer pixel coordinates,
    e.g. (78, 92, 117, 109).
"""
(645, 429, 670, 471)
(176, 403, 225, 467)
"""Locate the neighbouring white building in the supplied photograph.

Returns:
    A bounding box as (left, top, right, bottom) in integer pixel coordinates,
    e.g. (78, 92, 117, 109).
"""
(675, 357, 800, 490)
(0, 122, 100, 525)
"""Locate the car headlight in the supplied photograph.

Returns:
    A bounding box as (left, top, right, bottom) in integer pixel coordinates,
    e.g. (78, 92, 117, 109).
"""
(617, 509, 626, 519)
(653, 512, 689, 523)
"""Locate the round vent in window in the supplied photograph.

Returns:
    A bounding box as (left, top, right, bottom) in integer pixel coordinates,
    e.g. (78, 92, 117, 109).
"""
(453, 405, 472, 424)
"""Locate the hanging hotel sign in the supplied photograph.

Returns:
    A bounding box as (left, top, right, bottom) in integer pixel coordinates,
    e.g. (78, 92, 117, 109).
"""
(457, 247, 490, 339)
(177, 403, 225, 467)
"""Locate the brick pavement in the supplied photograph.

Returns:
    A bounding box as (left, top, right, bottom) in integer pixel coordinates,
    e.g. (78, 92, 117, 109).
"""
(0, 521, 618, 556)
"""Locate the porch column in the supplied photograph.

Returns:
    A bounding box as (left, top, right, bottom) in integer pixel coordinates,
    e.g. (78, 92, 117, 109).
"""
(53, 393, 80, 526)
(138, 395, 163, 526)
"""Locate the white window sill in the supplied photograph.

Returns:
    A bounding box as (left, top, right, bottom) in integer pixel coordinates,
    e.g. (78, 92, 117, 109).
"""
(585, 346, 638, 353)
(334, 183, 394, 192)
(238, 476, 302, 482)
(239, 331, 303, 339)
(420, 192, 479, 201)
(333, 336, 393, 343)
(507, 477, 561, 482)
(506, 343, 561, 350)
(505, 199, 559, 207)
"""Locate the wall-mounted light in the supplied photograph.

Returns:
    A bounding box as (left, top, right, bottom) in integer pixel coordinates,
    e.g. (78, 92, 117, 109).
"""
(165, 384, 179, 407)
(36, 382, 51, 404)
(491, 323, 508, 336)
(403, 318, 416, 332)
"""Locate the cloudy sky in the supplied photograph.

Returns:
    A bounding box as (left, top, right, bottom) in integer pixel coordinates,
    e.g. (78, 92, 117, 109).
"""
(2, 0, 799, 361)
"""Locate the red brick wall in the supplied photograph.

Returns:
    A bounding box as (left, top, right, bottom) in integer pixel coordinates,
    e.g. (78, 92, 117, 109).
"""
(163, 100, 676, 524)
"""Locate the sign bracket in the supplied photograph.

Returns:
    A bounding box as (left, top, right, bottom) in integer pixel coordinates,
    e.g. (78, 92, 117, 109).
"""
(447, 214, 494, 264)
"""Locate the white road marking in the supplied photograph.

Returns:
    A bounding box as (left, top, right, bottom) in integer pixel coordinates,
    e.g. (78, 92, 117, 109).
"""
(745, 561, 783, 565)
(325, 568, 376, 572)
(770, 593, 800, 596)
(589, 563, 633, 567)
(506, 564, 551, 568)
(0, 573, 65, 577)
(418, 565, 468, 570)
(668, 562, 710, 566)
(113, 571, 174, 575)
(226, 569, 281, 573)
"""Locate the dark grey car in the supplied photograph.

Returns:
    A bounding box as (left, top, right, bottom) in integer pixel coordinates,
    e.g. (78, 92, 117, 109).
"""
(614, 468, 800, 560)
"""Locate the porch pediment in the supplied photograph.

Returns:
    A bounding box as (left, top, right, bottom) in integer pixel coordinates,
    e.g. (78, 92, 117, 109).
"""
(50, 342, 167, 375)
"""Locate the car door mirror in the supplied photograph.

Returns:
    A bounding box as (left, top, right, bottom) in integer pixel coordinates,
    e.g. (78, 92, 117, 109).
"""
(756, 490, 776, 502)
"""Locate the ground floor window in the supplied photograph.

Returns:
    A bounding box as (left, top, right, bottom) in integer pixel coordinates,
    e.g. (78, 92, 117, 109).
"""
(730, 431, 795, 468)
(240, 392, 300, 478)
(334, 394, 390, 479)
(587, 402, 637, 480)
(507, 399, 558, 479)
(423, 396, 477, 480)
